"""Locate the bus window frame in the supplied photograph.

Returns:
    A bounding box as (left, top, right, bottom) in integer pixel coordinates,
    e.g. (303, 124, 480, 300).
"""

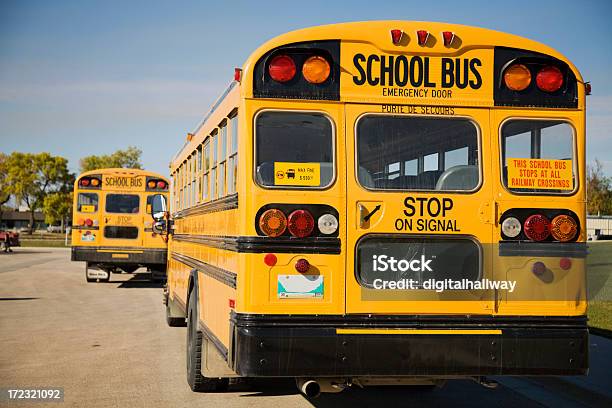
(498, 117, 579, 196)
(252, 108, 338, 191)
(104, 193, 141, 214)
(353, 233, 484, 290)
(353, 112, 483, 194)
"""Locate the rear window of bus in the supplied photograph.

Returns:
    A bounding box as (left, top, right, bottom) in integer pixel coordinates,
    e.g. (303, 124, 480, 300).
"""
(501, 120, 575, 194)
(77, 193, 98, 212)
(357, 116, 480, 191)
(255, 111, 334, 188)
(105, 194, 140, 214)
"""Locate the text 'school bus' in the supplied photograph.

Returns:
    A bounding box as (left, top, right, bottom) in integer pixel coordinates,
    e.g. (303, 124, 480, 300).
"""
(71, 168, 169, 283)
(151, 21, 589, 396)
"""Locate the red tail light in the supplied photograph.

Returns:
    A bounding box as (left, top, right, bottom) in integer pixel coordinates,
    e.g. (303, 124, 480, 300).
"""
(84, 218, 93, 227)
(287, 210, 314, 238)
(268, 55, 296, 83)
(524, 214, 551, 241)
(536, 66, 563, 92)
(80, 178, 90, 187)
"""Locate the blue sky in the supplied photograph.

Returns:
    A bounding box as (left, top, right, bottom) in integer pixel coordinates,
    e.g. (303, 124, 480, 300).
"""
(1, 0, 611, 177)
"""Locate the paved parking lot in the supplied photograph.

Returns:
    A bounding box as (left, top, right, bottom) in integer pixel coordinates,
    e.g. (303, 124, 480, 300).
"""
(1, 248, 611, 407)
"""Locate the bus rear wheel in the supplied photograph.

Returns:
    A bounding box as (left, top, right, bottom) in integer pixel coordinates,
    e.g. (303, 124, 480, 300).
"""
(186, 287, 228, 392)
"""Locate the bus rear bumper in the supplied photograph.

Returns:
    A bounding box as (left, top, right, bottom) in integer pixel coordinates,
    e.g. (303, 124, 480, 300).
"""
(71, 246, 167, 266)
(230, 314, 588, 377)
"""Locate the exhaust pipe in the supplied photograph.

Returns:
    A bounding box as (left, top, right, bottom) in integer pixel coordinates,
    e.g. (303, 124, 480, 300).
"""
(297, 379, 321, 398)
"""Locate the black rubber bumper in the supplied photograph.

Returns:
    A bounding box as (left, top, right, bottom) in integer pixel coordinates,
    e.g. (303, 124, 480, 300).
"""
(71, 246, 167, 265)
(230, 314, 588, 377)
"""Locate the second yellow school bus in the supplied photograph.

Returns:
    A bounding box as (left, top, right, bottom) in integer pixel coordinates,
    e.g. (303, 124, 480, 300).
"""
(154, 21, 588, 395)
(71, 168, 169, 283)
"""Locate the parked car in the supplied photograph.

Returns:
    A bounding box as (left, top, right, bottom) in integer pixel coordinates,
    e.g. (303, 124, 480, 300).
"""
(47, 225, 63, 233)
(0, 230, 20, 252)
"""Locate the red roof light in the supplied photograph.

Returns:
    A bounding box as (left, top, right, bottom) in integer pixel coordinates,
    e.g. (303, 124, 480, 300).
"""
(390, 29, 403, 45)
(442, 31, 455, 47)
(417, 30, 429, 46)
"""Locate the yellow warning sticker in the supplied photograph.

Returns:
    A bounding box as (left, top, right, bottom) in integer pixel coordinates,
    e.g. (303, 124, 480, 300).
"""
(81, 205, 95, 213)
(274, 162, 320, 186)
(507, 158, 573, 190)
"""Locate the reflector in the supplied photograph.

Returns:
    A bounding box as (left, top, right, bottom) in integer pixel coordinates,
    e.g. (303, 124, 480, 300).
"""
(295, 258, 310, 273)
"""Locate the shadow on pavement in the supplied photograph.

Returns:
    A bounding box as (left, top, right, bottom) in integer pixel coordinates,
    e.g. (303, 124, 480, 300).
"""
(115, 273, 164, 289)
(235, 379, 543, 407)
(0, 297, 40, 301)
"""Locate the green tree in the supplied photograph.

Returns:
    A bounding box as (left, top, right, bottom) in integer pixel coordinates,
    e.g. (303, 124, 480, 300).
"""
(6, 152, 73, 233)
(79, 146, 143, 172)
(0, 153, 11, 226)
(43, 191, 73, 232)
(587, 159, 612, 215)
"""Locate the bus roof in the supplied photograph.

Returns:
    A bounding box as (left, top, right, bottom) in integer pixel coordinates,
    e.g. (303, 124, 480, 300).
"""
(241, 20, 583, 89)
(78, 168, 168, 181)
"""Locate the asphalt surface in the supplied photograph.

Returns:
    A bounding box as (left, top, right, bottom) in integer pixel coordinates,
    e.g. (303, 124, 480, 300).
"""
(1, 247, 611, 407)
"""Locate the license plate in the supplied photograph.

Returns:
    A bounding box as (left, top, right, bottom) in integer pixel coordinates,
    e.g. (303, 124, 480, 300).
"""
(277, 275, 323, 298)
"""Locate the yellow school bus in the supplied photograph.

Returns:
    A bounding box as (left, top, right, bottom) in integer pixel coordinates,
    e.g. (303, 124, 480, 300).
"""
(153, 21, 588, 395)
(72, 168, 169, 283)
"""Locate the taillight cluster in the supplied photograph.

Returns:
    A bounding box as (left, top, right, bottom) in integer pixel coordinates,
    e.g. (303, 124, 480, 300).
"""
(257, 205, 339, 238)
(79, 176, 101, 189)
(268, 54, 331, 84)
(503, 63, 564, 93)
(146, 178, 168, 191)
(501, 210, 579, 242)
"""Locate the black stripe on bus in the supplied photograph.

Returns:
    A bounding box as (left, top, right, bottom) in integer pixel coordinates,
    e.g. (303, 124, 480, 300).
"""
(172, 234, 341, 254)
(171, 252, 237, 289)
(173, 193, 238, 219)
(72, 226, 100, 230)
(498, 242, 587, 258)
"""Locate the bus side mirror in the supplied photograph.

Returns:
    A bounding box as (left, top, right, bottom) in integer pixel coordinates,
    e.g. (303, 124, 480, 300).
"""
(150, 194, 169, 235)
(151, 194, 167, 222)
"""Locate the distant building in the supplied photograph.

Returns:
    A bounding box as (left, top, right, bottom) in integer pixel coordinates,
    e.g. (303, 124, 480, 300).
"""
(0, 210, 47, 231)
(586, 215, 612, 240)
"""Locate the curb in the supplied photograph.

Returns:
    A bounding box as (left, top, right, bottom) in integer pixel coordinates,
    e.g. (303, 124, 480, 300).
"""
(589, 326, 612, 338)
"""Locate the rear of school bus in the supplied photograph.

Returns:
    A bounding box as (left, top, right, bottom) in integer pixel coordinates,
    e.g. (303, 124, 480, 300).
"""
(71, 169, 169, 282)
(188, 21, 588, 393)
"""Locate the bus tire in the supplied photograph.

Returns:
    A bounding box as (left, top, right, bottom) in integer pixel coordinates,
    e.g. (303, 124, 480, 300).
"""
(186, 287, 228, 392)
(166, 300, 186, 327)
